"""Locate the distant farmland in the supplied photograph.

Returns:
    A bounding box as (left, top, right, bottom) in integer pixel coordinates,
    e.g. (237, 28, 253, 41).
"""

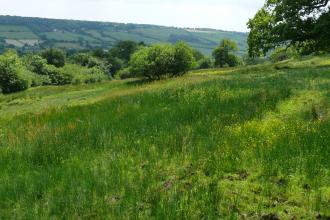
(0, 15, 248, 55)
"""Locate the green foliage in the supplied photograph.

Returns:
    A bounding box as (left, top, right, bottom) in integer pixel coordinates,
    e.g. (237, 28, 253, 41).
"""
(172, 41, 194, 76)
(270, 47, 299, 63)
(0, 51, 31, 93)
(248, 0, 330, 57)
(192, 49, 205, 62)
(61, 64, 107, 85)
(116, 67, 134, 79)
(106, 56, 124, 76)
(130, 42, 194, 79)
(197, 57, 213, 69)
(242, 55, 267, 66)
(41, 48, 66, 67)
(23, 54, 48, 75)
(247, 8, 274, 57)
(212, 39, 239, 67)
(45, 65, 73, 85)
(109, 40, 140, 63)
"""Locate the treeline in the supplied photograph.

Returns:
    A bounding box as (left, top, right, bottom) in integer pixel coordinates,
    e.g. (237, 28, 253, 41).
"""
(0, 39, 243, 94)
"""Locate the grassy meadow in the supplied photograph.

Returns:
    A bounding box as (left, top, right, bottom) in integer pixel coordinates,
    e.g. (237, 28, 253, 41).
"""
(0, 56, 329, 219)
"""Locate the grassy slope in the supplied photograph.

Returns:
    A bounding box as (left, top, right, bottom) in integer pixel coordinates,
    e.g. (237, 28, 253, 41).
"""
(0, 56, 330, 219)
(0, 16, 247, 56)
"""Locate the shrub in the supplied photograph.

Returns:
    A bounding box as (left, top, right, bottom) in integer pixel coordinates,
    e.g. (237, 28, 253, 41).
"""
(270, 47, 299, 63)
(61, 64, 107, 85)
(27, 72, 51, 87)
(116, 67, 134, 79)
(197, 57, 213, 69)
(106, 56, 124, 76)
(45, 65, 73, 85)
(23, 54, 48, 75)
(41, 48, 66, 68)
(130, 42, 194, 80)
(0, 51, 31, 94)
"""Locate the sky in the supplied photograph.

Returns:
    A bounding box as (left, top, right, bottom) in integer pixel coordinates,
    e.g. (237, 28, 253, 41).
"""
(0, 0, 265, 32)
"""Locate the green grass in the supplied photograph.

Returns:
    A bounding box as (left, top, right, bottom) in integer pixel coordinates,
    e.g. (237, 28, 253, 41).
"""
(0, 57, 330, 219)
(0, 32, 39, 40)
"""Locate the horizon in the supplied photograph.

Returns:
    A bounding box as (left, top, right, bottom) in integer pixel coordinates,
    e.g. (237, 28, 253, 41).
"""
(0, 0, 265, 32)
(0, 14, 249, 33)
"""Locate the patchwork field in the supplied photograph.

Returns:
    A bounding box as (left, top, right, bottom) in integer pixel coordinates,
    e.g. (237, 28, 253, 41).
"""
(0, 56, 329, 219)
(0, 16, 248, 55)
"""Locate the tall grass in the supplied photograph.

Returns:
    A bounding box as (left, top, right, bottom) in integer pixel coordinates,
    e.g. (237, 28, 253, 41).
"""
(0, 60, 329, 219)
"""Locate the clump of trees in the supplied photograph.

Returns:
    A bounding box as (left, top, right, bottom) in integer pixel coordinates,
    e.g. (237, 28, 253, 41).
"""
(130, 42, 194, 79)
(0, 38, 244, 94)
(247, 0, 330, 57)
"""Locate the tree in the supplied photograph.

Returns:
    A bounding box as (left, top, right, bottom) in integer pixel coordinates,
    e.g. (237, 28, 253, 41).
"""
(247, 8, 274, 57)
(130, 42, 194, 80)
(41, 48, 66, 67)
(212, 39, 239, 67)
(172, 41, 194, 76)
(248, 0, 330, 57)
(109, 40, 139, 63)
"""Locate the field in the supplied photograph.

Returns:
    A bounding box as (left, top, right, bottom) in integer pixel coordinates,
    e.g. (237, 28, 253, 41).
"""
(0, 56, 329, 219)
(0, 16, 247, 55)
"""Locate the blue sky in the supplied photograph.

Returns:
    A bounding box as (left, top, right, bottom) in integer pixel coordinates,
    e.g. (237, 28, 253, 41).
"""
(0, 0, 265, 32)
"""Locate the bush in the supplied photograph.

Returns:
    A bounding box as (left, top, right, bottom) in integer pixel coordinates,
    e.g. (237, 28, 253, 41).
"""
(130, 42, 194, 80)
(270, 47, 299, 63)
(28, 72, 51, 87)
(197, 57, 213, 69)
(106, 56, 124, 76)
(61, 64, 107, 85)
(23, 54, 48, 75)
(242, 55, 266, 66)
(116, 67, 134, 79)
(45, 65, 73, 85)
(41, 48, 66, 68)
(0, 51, 31, 94)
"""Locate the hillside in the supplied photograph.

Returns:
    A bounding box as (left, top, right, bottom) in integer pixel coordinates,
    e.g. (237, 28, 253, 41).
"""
(0, 56, 329, 219)
(0, 15, 248, 56)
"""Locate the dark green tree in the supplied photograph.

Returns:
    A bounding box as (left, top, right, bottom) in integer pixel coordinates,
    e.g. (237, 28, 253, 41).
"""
(41, 48, 66, 67)
(212, 39, 239, 67)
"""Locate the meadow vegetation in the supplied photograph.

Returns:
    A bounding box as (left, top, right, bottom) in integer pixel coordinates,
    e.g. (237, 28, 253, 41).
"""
(0, 55, 329, 219)
(0, 0, 330, 218)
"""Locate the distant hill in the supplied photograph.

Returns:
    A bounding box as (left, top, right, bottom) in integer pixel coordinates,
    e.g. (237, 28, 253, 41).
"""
(0, 15, 248, 56)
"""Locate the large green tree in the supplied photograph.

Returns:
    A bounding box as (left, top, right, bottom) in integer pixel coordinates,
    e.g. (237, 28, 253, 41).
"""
(248, 0, 330, 57)
(130, 42, 193, 80)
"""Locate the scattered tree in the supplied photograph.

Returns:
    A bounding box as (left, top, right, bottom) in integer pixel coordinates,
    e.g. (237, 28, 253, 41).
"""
(130, 42, 194, 80)
(212, 39, 239, 67)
